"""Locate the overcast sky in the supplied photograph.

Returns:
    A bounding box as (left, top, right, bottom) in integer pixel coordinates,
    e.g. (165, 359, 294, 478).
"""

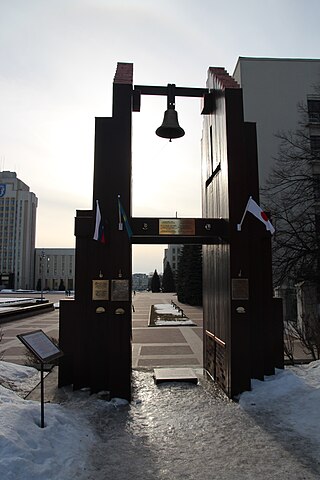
(1, 0, 320, 273)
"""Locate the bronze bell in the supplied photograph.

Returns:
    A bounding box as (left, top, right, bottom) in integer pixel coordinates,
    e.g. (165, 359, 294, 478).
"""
(156, 108, 185, 141)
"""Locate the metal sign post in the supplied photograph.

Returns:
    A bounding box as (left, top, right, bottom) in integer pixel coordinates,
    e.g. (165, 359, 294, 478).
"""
(17, 330, 63, 428)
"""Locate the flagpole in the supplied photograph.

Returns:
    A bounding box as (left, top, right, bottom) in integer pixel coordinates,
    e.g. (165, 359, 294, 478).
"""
(118, 194, 123, 231)
(237, 196, 252, 231)
(93, 200, 101, 241)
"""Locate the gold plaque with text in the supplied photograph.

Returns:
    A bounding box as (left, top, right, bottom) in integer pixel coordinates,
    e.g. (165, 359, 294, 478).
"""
(159, 219, 195, 235)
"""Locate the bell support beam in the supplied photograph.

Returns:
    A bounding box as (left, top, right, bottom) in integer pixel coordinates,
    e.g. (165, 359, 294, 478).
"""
(133, 85, 215, 115)
(134, 85, 209, 98)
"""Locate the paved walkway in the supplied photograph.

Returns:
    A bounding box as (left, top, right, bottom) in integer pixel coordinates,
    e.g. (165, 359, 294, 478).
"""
(2, 291, 313, 405)
(132, 292, 203, 369)
(0, 291, 203, 370)
(0, 307, 60, 366)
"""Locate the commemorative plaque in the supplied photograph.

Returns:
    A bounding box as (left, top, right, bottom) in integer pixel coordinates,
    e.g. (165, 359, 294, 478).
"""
(111, 279, 130, 301)
(231, 278, 249, 300)
(159, 218, 195, 235)
(92, 280, 109, 300)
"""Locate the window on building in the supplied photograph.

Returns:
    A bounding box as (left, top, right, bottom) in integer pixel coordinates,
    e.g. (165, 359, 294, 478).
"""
(209, 125, 214, 172)
(313, 174, 320, 199)
(308, 99, 320, 123)
(310, 135, 320, 152)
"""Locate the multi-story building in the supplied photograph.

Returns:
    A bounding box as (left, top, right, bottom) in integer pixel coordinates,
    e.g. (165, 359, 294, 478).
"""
(34, 248, 75, 291)
(233, 57, 320, 187)
(132, 273, 149, 292)
(0, 171, 37, 290)
(163, 244, 183, 276)
(233, 57, 320, 323)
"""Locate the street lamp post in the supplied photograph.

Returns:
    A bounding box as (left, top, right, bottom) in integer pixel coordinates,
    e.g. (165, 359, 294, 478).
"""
(40, 250, 45, 302)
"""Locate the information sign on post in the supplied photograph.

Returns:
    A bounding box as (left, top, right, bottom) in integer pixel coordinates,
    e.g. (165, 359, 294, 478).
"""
(17, 330, 63, 428)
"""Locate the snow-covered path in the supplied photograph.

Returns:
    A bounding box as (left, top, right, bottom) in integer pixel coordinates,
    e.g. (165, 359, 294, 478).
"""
(1, 362, 320, 479)
(82, 370, 320, 480)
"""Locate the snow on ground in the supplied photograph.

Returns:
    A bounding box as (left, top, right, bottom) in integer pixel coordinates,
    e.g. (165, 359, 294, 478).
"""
(154, 318, 196, 326)
(0, 362, 103, 480)
(154, 304, 184, 315)
(0, 385, 97, 480)
(0, 362, 41, 397)
(0, 360, 320, 479)
(0, 298, 35, 305)
(153, 303, 196, 326)
(239, 362, 320, 446)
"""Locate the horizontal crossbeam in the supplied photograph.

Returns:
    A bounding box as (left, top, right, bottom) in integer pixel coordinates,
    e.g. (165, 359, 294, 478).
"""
(133, 85, 209, 98)
(131, 217, 229, 245)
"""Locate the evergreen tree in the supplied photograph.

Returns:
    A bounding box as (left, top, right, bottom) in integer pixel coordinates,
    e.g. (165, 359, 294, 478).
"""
(162, 262, 176, 292)
(176, 248, 187, 303)
(177, 245, 202, 305)
(151, 269, 161, 293)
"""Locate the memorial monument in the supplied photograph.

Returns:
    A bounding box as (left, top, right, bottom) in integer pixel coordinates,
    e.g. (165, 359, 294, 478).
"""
(58, 63, 283, 401)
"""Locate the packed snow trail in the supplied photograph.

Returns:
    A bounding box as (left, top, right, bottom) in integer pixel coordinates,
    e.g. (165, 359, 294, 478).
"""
(82, 370, 320, 480)
(1, 363, 320, 479)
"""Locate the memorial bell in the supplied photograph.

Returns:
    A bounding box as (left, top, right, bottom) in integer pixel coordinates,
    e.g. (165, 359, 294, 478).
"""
(156, 84, 185, 141)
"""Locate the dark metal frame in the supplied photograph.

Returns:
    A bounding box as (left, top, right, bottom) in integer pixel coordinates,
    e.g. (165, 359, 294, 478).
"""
(58, 63, 283, 402)
(133, 84, 215, 114)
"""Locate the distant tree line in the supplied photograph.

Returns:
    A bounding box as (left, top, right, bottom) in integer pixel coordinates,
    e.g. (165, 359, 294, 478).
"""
(150, 269, 161, 292)
(149, 245, 203, 306)
(162, 262, 176, 293)
(176, 244, 202, 306)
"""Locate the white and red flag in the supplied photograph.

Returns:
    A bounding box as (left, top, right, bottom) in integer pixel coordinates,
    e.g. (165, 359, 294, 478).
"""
(237, 196, 275, 234)
(93, 200, 106, 243)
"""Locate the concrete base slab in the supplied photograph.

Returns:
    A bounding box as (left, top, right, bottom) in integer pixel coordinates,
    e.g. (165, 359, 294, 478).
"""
(153, 367, 198, 384)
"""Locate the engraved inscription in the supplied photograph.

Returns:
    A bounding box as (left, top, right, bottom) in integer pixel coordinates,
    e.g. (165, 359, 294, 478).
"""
(92, 280, 109, 301)
(111, 279, 130, 301)
(159, 218, 195, 235)
(232, 278, 249, 300)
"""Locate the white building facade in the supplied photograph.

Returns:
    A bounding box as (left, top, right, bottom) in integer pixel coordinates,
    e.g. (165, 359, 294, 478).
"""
(132, 273, 149, 291)
(233, 57, 320, 187)
(0, 171, 37, 290)
(163, 244, 183, 276)
(34, 248, 75, 291)
(233, 57, 320, 323)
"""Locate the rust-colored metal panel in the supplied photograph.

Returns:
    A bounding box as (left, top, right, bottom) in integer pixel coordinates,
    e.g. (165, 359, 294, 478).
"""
(58, 299, 90, 388)
(202, 68, 283, 398)
(59, 67, 133, 401)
